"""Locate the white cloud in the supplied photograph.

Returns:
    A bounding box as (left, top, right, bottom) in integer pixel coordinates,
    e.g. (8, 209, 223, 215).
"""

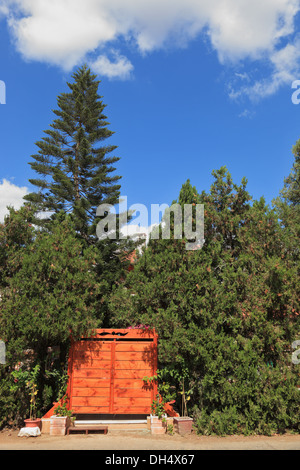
(1, 0, 300, 90)
(0, 179, 28, 222)
(204, 0, 299, 62)
(90, 51, 134, 80)
(229, 36, 300, 101)
(235, 72, 250, 82)
(0, 0, 10, 16)
(0, 4, 8, 16)
(238, 108, 256, 119)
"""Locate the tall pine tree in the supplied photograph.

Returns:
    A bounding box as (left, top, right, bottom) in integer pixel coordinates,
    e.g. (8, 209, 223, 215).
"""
(24, 65, 121, 241)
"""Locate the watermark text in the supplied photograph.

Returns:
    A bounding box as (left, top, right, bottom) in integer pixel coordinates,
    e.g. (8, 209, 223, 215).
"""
(292, 340, 300, 365)
(96, 197, 204, 251)
(0, 80, 6, 105)
(0, 341, 6, 365)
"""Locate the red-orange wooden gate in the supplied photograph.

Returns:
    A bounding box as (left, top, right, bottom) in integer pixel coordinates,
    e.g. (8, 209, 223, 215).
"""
(66, 329, 158, 415)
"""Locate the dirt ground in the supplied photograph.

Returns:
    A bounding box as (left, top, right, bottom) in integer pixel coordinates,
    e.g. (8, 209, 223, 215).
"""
(0, 429, 300, 450)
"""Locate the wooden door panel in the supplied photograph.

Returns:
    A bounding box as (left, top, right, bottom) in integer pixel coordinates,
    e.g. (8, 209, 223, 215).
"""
(72, 378, 111, 388)
(73, 351, 112, 361)
(114, 360, 152, 370)
(72, 406, 110, 414)
(73, 341, 112, 353)
(114, 351, 154, 362)
(113, 397, 152, 406)
(72, 396, 111, 407)
(113, 406, 151, 414)
(72, 387, 110, 397)
(114, 378, 153, 389)
(113, 369, 153, 379)
(115, 342, 153, 352)
(114, 388, 152, 398)
(69, 332, 157, 414)
(72, 368, 111, 378)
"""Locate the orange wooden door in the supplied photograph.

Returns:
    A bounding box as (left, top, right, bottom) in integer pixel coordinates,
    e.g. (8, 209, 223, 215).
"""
(68, 330, 157, 415)
(113, 340, 156, 414)
(69, 339, 112, 414)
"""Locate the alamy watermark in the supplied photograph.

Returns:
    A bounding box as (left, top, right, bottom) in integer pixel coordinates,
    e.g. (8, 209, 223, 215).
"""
(0, 340, 5, 365)
(0, 80, 6, 105)
(292, 340, 300, 365)
(96, 196, 204, 251)
(291, 80, 300, 104)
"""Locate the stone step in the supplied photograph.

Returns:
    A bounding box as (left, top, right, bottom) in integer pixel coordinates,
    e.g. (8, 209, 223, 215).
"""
(73, 419, 149, 432)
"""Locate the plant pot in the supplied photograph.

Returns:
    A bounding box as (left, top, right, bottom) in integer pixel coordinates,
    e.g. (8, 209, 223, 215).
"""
(24, 418, 42, 429)
(50, 416, 70, 436)
(150, 414, 167, 435)
(41, 418, 51, 434)
(173, 417, 193, 435)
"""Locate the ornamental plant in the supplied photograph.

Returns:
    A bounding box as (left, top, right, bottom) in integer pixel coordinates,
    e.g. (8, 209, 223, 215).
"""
(53, 396, 73, 418)
(150, 394, 166, 420)
(26, 365, 40, 420)
(11, 364, 40, 420)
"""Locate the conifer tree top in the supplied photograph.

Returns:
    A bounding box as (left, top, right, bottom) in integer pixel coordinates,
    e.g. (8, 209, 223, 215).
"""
(24, 65, 121, 242)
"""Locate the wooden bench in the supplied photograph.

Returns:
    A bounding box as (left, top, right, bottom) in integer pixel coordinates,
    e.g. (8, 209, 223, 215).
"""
(67, 426, 108, 435)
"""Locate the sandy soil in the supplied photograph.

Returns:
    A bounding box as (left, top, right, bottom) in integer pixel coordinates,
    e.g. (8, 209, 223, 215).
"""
(0, 429, 300, 451)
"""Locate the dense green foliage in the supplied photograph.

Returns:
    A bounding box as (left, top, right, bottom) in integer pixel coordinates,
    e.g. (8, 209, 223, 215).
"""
(0, 66, 134, 426)
(108, 166, 300, 435)
(0, 66, 299, 433)
(0, 207, 102, 425)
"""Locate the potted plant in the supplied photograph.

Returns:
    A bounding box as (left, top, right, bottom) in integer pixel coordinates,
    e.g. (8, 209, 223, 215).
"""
(150, 395, 167, 434)
(24, 364, 41, 428)
(173, 368, 194, 435)
(50, 397, 74, 436)
(11, 364, 42, 428)
(145, 366, 194, 435)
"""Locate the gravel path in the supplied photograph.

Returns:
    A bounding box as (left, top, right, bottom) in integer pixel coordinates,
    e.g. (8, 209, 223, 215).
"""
(1, 429, 300, 450)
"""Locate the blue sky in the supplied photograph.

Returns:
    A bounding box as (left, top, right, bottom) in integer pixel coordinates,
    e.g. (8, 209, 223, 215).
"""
(1, 0, 300, 231)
